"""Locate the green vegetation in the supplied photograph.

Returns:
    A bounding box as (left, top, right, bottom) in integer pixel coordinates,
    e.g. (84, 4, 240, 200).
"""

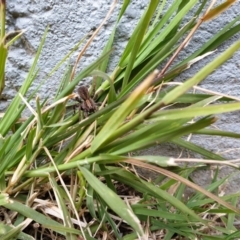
(1, 0, 240, 239)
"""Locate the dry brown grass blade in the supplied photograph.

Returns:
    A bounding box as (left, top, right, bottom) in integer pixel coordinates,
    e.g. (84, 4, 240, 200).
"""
(203, 0, 237, 22)
(70, 0, 118, 81)
(157, 0, 217, 79)
(125, 158, 240, 214)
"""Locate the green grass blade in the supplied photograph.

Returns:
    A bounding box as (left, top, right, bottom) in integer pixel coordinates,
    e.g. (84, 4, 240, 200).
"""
(110, 116, 214, 155)
(0, 193, 9, 205)
(0, 42, 7, 95)
(152, 101, 240, 120)
(115, 171, 204, 223)
(140, 0, 181, 55)
(79, 166, 144, 236)
(136, 0, 198, 66)
(91, 70, 157, 152)
(117, 0, 130, 21)
(56, 49, 113, 100)
(118, 18, 195, 97)
(0, 224, 34, 240)
(2, 199, 82, 236)
(194, 128, 240, 138)
(121, 0, 159, 88)
(0, 223, 23, 240)
(173, 14, 240, 69)
(95, 1, 128, 90)
(86, 185, 97, 219)
(49, 175, 77, 240)
(0, 27, 49, 136)
(172, 138, 224, 160)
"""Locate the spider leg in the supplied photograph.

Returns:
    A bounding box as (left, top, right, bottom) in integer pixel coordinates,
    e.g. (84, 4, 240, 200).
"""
(72, 103, 78, 115)
(79, 102, 89, 120)
(75, 96, 82, 103)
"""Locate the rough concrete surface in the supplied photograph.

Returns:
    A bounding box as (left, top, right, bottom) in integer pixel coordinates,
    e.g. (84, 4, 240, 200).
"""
(2, 1, 240, 193)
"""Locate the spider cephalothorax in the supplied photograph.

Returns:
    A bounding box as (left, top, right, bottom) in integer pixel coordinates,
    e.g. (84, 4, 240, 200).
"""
(75, 86, 97, 117)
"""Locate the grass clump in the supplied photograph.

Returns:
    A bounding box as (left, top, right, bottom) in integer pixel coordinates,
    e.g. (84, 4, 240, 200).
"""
(1, 0, 240, 239)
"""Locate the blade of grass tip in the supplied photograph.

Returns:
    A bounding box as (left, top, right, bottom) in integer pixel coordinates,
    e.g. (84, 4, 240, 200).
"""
(31, 37, 88, 103)
(117, 4, 150, 67)
(0, 27, 49, 136)
(203, 0, 237, 22)
(172, 137, 225, 160)
(94, 27, 116, 91)
(4, 30, 25, 48)
(70, 0, 117, 81)
(90, 70, 116, 102)
(91, 70, 158, 153)
(194, 0, 208, 17)
(49, 35, 87, 78)
(75, 171, 86, 210)
(55, 63, 73, 98)
(95, 0, 127, 91)
(36, 96, 44, 129)
(118, 0, 130, 21)
(25, 128, 35, 162)
(156, 0, 217, 79)
(195, 128, 240, 139)
(142, 0, 168, 43)
(132, 155, 177, 167)
(79, 166, 144, 236)
(161, 40, 240, 105)
(56, 48, 113, 100)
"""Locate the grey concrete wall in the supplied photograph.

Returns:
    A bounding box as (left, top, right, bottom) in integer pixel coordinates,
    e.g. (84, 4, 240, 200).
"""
(2, 1, 240, 192)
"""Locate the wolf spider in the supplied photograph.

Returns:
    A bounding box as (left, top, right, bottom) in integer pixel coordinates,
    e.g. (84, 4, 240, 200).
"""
(74, 86, 98, 118)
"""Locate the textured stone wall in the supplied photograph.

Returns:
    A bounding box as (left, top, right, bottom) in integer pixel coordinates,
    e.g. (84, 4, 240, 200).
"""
(2, 1, 240, 192)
